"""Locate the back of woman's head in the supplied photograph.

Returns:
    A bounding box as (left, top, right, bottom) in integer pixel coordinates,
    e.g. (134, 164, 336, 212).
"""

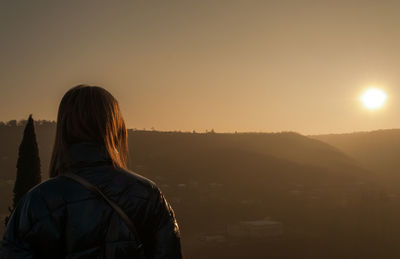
(49, 85, 127, 177)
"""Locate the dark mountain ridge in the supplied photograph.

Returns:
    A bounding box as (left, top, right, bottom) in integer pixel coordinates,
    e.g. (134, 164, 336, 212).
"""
(0, 120, 388, 259)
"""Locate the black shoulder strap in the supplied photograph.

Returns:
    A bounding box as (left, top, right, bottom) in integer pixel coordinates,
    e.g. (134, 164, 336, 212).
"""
(61, 173, 144, 251)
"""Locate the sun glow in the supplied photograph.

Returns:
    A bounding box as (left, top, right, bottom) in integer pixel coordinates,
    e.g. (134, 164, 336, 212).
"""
(360, 88, 387, 110)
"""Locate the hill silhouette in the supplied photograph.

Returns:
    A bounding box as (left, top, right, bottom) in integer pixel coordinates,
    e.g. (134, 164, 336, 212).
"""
(1, 120, 395, 258)
(312, 129, 400, 180)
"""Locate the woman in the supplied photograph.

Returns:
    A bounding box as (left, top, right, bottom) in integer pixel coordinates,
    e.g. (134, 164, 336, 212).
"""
(1, 85, 183, 258)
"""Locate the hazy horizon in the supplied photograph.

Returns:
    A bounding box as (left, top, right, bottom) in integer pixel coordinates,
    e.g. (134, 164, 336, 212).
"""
(3, 116, 400, 136)
(2, 0, 400, 135)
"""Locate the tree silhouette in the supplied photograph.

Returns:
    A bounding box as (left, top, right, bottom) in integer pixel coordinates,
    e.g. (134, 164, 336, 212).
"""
(5, 115, 41, 226)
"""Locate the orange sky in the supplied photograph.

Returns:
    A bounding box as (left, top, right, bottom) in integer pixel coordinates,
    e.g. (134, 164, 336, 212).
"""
(1, 0, 400, 134)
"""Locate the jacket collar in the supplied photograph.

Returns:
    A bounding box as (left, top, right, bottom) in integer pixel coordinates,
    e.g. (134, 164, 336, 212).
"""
(68, 142, 111, 168)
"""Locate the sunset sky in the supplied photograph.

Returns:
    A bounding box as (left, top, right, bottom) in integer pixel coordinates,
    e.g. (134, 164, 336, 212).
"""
(1, 0, 400, 134)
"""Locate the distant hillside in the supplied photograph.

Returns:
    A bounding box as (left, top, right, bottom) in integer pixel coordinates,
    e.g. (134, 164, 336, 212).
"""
(312, 129, 400, 178)
(0, 121, 398, 258)
(129, 130, 359, 169)
(128, 130, 369, 190)
(2, 120, 387, 258)
(0, 121, 365, 181)
(0, 121, 371, 218)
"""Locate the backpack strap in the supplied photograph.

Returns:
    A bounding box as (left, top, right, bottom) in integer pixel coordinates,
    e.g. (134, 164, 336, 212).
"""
(61, 172, 144, 252)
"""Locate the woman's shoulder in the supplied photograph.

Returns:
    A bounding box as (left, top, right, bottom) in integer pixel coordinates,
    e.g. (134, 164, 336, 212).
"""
(18, 167, 163, 211)
(117, 168, 157, 188)
(109, 167, 162, 200)
(18, 176, 73, 212)
(20, 176, 65, 203)
(7, 177, 69, 235)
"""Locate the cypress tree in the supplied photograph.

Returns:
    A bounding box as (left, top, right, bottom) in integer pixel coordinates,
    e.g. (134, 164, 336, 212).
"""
(5, 115, 42, 226)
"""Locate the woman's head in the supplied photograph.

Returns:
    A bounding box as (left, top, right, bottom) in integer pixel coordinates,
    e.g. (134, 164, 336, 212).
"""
(49, 85, 127, 177)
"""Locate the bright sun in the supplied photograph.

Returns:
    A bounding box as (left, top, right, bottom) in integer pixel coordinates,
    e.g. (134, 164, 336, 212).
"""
(360, 88, 387, 110)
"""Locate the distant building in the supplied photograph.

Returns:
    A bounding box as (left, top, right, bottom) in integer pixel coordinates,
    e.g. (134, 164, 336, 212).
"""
(227, 218, 283, 238)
